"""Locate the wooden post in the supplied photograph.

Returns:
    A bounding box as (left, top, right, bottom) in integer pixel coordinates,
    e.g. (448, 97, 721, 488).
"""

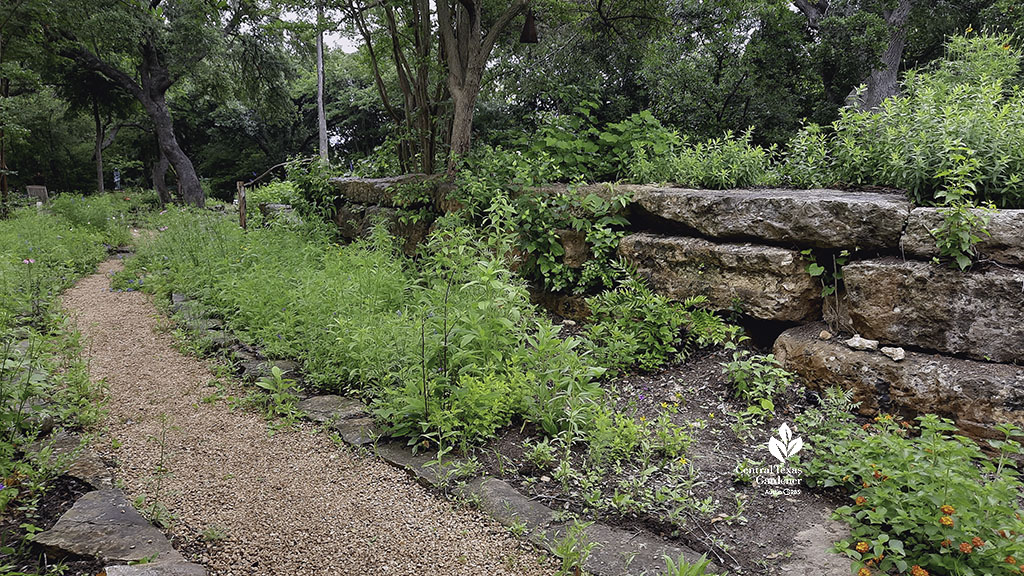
(237, 181, 247, 230)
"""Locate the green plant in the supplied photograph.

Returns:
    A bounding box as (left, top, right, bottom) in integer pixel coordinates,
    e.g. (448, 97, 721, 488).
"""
(931, 150, 995, 270)
(722, 351, 792, 421)
(201, 524, 228, 543)
(524, 437, 557, 470)
(552, 520, 597, 576)
(661, 554, 718, 576)
(805, 415, 1024, 575)
(787, 33, 1024, 208)
(253, 366, 304, 423)
(137, 414, 176, 529)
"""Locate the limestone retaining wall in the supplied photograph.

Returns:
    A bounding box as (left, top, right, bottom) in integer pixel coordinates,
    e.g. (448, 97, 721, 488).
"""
(329, 177, 1024, 437)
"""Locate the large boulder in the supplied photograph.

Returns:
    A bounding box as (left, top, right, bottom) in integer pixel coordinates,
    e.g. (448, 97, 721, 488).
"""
(332, 202, 433, 256)
(630, 187, 911, 250)
(774, 323, 1024, 439)
(619, 233, 821, 322)
(901, 207, 1024, 267)
(843, 259, 1024, 363)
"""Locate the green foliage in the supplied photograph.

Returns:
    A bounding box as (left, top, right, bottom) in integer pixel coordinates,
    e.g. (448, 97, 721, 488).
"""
(518, 105, 682, 183)
(513, 189, 631, 294)
(787, 33, 1024, 208)
(805, 415, 1024, 576)
(47, 193, 136, 247)
(661, 554, 718, 576)
(782, 123, 831, 189)
(722, 351, 792, 422)
(122, 208, 604, 448)
(246, 180, 306, 228)
(451, 149, 633, 294)
(931, 150, 995, 270)
(552, 521, 597, 576)
(584, 273, 739, 373)
(0, 206, 109, 561)
(630, 128, 779, 189)
(252, 366, 304, 423)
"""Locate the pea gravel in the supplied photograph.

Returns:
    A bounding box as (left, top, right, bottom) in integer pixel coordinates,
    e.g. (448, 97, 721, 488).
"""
(63, 259, 556, 576)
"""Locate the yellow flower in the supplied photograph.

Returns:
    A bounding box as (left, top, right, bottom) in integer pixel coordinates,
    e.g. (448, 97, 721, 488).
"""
(940, 515, 954, 527)
(855, 541, 870, 553)
(911, 566, 929, 576)
(940, 504, 955, 515)
(858, 568, 872, 576)
(966, 25, 973, 33)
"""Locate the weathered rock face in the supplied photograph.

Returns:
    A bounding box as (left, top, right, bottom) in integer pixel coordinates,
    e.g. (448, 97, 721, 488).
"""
(619, 233, 821, 322)
(843, 259, 1024, 363)
(329, 175, 433, 206)
(774, 323, 1024, 439)
(901, 207, 1024, 267)
(332, 201, 433, 256)
(630, 187, 911, 250)
(34, 490, 185, 564)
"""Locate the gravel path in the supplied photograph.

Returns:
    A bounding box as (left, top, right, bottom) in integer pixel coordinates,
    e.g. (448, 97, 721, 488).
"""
(63, 260, 555, 576)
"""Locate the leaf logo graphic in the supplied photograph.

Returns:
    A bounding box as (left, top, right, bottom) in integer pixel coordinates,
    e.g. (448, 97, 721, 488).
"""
(768, 423, 804, 463)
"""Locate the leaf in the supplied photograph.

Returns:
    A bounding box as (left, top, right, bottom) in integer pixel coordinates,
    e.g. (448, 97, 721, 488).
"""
(807, 263, 826, 277)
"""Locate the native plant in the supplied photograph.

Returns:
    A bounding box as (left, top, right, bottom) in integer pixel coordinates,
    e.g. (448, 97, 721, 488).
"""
(805, 415, 1024, 575)
(584, 272, 739, 373)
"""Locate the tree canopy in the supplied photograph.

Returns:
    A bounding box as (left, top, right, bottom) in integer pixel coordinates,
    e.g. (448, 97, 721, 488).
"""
(0, 0, 1013, 205)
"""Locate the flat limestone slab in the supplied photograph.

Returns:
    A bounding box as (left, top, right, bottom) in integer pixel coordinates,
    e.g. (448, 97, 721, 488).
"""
(34, 490, 181, 564)
(619, 233, 821, 322)
(297, 395, 367, 423)
(901, 207, 1024, 267)
(329, 175, 431, 206)
(774, 323, 1024, 439)
(106, 561, 206, 576)
(844, 259, 1024, 362)
(630, 187, 911, 250)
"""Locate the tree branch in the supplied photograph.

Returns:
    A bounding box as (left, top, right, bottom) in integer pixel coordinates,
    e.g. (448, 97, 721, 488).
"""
(480, 0, 529, 65)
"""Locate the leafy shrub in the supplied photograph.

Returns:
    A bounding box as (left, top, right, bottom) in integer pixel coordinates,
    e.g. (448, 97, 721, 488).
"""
(584, 273, 739, 373)
(930, 150, 996, 270)
(787, 33, 1024, 208)
(246, 180, 306, 227)
(513, 189, 631, 294)
(722, 351, 793, 421)
(805, 414, 1024, 576)
(49, 193, 133, 247)
(517, 104, 682, 183)
(0, 208, 109, 518)
(631, 128, 779, 189)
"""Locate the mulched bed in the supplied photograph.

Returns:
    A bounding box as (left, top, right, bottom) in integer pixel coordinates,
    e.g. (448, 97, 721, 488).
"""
(478, 343, 850, 574)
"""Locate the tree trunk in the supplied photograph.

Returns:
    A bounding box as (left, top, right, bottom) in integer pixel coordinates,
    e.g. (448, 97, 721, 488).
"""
(852, 0, 914, 110)
(0, 31, 8, 219)
(316, 3, 329, 163)
(144, 93, 203, 207)
(153, 144, 171, 207)
(436, 0, 529, 176)
(93, 98, 105, 193)
(448, 85, 479, 175)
